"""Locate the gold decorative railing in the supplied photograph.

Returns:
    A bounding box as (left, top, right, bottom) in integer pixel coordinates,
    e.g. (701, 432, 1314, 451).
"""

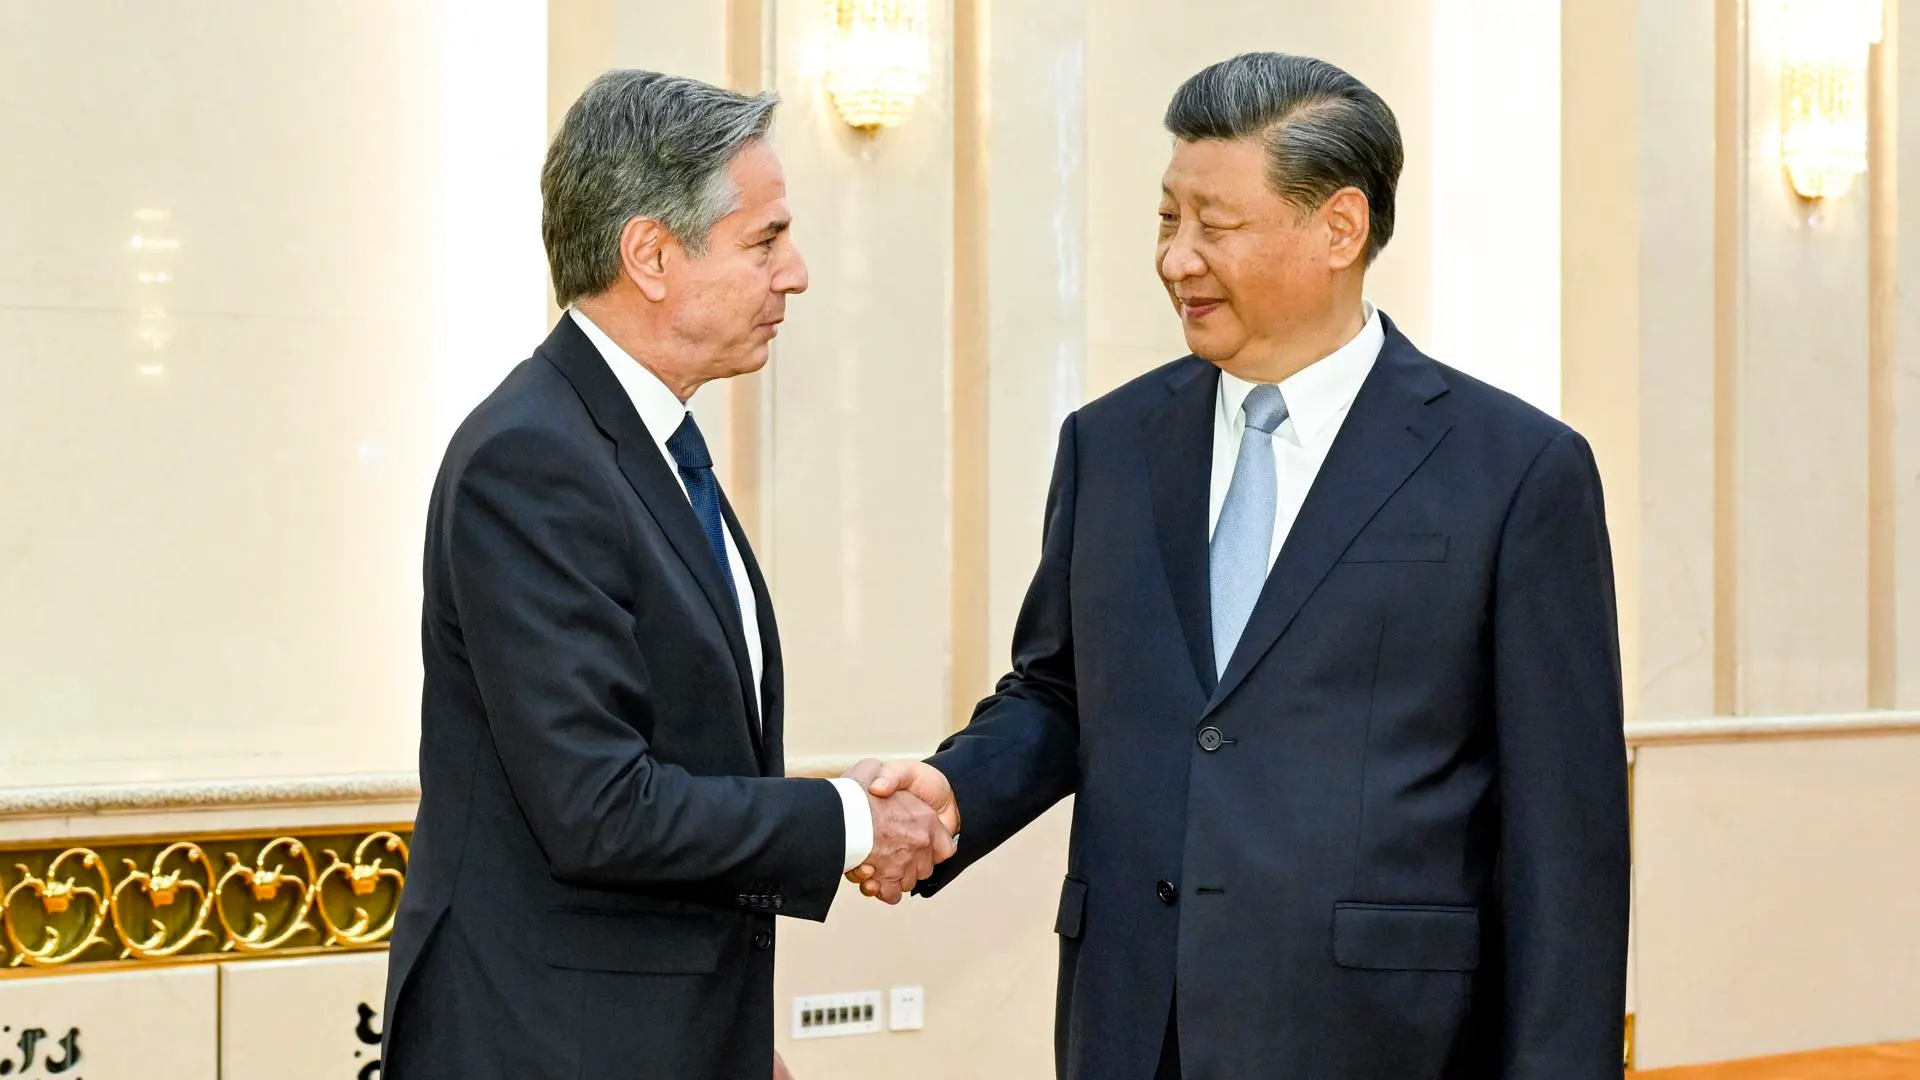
(0, 827, 408, 974)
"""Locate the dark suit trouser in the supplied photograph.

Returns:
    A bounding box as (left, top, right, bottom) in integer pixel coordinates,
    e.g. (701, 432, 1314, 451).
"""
(1154, 1005, 1181, 1080)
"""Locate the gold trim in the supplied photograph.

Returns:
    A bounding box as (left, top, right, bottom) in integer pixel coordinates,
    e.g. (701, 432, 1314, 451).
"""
(4, 849, 112, 968)
(950, 0, 989, 733)
(215, 837, 319, 953)
(1711, 0, 1742, 717)
(315, 832, 409, 947)
(111, 842, 217, 960)
(0, 826, 408, 975)
(1868, 0, 1899, 708)
(726, 0, 768, 94)
(1626, 753, 1636, 1071)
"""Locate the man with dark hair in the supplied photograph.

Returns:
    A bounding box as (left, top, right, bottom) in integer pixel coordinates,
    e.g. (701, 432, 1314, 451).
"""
(849, 52, 1629, 1079)
(382, 70, 953, 1080)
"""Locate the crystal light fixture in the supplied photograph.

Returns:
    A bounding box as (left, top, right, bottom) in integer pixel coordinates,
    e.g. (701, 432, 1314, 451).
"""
(825, 0, 932, 132)
(1778, 0, 1883, 200)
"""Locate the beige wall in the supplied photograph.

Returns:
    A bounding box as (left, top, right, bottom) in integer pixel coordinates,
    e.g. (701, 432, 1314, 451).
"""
(1736, 0, 1874, 717)
(765, 0, 961, 762)
(977, 0, 1091, 693)
(1566, 0, 1920, 1068)
(0, 1, 548, 788)
(1633, 734, 1920, 1066)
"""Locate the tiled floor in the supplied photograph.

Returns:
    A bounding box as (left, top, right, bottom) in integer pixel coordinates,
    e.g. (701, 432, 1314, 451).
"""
(1635, 1042, 1920, 1079)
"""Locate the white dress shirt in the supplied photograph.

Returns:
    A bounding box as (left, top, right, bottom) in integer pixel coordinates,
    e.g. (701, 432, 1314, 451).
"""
(571, 309, 873, 873)
(1208, 301, 1385, 565)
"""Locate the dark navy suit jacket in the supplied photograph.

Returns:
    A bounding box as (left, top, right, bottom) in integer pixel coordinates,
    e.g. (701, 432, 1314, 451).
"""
(382, 316, 846, 1080)
(922, 316, 1630, 1080)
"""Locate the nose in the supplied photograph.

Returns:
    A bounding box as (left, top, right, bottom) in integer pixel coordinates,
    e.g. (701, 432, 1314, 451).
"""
(1159, 228, 1204, 284)
(775, 240, 809, 296)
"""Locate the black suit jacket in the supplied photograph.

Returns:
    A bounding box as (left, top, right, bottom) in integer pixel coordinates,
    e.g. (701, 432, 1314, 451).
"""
(381, 316, 846, 1080)
(921, 316, 1630, 1080)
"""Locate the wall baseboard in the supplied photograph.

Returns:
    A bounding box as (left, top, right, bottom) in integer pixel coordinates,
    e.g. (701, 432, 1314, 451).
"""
(1626, 710, 1920, 746)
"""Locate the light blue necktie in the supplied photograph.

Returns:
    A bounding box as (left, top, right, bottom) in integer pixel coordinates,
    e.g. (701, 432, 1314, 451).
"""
(1210, 384, 1289, 677)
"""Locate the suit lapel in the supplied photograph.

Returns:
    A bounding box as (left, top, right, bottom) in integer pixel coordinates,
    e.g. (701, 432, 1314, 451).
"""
(1203, 320, 1454, 718)
(720, 495, 778, 775)
(1143, 357, 1223, 696)
(537, 317, 764, 737)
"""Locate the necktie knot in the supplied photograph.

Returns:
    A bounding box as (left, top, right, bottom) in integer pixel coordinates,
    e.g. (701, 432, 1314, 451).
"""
(666, 413, 713, 470)
(1243, 384, 1289, 435)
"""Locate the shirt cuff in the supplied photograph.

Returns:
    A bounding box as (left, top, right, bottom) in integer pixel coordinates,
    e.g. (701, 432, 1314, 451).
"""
(828, 777, 874, 874)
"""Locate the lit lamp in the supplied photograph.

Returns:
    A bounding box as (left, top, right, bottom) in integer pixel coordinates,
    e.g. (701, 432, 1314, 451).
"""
(1778, 0, 1883, 200)
(825, 0, 932, 132)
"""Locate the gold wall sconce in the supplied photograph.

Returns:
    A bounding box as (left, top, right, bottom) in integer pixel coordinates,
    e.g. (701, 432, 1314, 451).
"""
(1778, 0, 1883, 200)
(825, 0, 932, 132)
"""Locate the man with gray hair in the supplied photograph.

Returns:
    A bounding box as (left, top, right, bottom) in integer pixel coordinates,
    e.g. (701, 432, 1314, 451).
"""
(848, 52, 1629, 1078)
(381, 70, 953, 1080)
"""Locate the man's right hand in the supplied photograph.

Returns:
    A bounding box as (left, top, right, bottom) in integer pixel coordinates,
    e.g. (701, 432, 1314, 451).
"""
(843, 760, 959, 902)
(860, 786, 956, 904)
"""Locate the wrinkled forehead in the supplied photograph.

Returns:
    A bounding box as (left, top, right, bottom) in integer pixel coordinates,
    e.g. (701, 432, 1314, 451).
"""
(1159, 137, 1276, 211)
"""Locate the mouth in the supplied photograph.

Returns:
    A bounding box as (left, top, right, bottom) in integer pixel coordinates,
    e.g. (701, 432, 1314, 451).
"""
(1179, 298, 1223, 321)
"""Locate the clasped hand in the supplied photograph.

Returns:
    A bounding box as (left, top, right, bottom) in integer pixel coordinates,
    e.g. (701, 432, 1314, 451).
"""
(842, 758, 961, 904)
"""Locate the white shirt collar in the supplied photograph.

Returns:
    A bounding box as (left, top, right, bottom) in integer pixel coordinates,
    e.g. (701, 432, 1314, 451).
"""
(569, 306, 693, 446)
(1217, 300, 1383, 446)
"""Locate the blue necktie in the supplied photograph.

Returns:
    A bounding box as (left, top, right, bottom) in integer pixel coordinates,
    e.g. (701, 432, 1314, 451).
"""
(1210, 384, 1289, 676)
(665, 413, 740, 615)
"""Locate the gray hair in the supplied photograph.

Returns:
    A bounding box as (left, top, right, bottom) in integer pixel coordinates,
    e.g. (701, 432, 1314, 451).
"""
(542, 70, 779, 307)
(1165, 53, 1403, 263)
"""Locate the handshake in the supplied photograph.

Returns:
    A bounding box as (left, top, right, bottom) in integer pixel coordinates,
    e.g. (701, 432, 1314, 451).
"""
(842, 759, 960, 904)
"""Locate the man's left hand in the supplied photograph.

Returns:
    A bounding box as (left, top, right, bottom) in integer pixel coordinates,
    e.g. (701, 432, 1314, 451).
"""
(774, 1051, 795, 1080)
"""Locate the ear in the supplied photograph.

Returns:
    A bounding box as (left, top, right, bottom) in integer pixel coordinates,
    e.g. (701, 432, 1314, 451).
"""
(618, 216, 673, 303)
(1321, 187, 1371, 271)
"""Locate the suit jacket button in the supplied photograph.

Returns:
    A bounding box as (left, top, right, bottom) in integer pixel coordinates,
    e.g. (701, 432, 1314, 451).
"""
(1156, 879, 1178, 905)
(772, 896, 784, 910)
(753, 928, 774, 951)
(1197, 726, 1225, 752)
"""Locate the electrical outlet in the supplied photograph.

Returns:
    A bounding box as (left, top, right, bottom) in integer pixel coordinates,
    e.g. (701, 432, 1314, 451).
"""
(888, 985, 925, 1031)
(792, 990, 884, 1040)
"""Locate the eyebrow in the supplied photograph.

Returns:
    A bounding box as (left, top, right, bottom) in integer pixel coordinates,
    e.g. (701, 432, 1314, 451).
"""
(1159, 186, 1220, 208)
(753, 218, 792, 240)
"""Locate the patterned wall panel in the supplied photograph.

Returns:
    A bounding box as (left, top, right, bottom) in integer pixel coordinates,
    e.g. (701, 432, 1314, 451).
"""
(0, 828, 407, 974)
